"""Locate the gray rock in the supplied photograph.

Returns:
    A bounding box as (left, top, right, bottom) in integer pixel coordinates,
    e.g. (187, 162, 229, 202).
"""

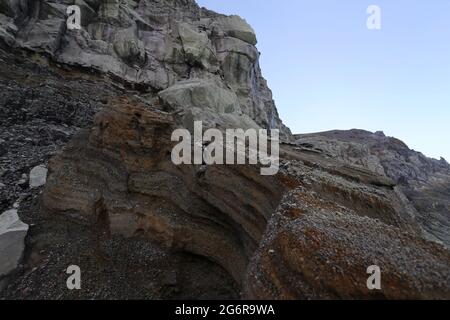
(0, 209, 28, 277)
(0, 12, 17, 46)
(213, 15, 257, 45)
(295, 129, 450, 248)
(29, 165, 48, 188)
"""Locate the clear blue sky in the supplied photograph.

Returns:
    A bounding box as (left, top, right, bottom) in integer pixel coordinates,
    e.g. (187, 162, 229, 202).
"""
(197, 0, 450, 160)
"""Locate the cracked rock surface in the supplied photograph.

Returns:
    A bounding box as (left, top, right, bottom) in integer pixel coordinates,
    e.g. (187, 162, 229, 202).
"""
(0, 1, 449, 299)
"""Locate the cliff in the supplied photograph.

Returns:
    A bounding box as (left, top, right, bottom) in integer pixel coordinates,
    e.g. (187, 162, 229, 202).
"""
(0, 0, 449, 299)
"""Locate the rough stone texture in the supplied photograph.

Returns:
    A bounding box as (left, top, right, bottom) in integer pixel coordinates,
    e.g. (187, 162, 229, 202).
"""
(0, 1, 449, 300)
(245, 188, 450, 299)
(0, 48, 240, 299)
(38, 100, 450, 299)
(29, 165, 48, 188)
(0, 209, 29, 278)
(0, 0, 291, 140)
(42, 97, 284, 285)
(295, 130, 450, 247)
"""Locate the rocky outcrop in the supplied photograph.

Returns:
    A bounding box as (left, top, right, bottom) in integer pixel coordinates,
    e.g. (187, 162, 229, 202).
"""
(0, 1, 449, 300)
(37, 96, 450, 299)
(0, 0, 291, 140)
(245, 190, 450, 299)
(42, 97, 284, 285)
(0, 209, 28, 278)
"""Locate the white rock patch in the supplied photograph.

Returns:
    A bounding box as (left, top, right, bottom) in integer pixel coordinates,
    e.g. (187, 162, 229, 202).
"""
(29, 165, 48, 188)
(0, 209, 29, 277)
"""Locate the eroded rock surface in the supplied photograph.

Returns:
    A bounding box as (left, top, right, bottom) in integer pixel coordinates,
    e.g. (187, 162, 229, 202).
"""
(0, 1, 449, 300)
(0, 0, 291, 140)
(295, 130, 450, 247)
(0, 209, 28, 278)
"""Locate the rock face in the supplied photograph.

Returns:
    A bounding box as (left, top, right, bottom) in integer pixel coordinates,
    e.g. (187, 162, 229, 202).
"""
(295, 130, 450, 248)
(29, 165, 48, 188)
(0, 1, 449, 300)
(42, 97, 284, 285)
(0, 209, 28, 278)
(39, 99, 450, 299)
(0, 0, 291, 140)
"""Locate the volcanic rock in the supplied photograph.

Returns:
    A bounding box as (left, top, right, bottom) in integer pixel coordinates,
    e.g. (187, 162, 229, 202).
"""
(29, 165, 48, 188)
(0, 0, 448, 300)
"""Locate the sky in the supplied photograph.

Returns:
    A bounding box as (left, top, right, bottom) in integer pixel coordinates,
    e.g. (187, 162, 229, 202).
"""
(197, 0, 450, 160)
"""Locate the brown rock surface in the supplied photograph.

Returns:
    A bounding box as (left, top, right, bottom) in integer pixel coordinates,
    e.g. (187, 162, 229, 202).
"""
(0, 1, 449, 300)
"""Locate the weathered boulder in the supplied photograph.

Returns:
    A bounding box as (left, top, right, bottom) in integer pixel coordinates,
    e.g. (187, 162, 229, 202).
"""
(29, 165, 48, 188)
(0, 209, 28, 277)
(42, 98, 284, 285)
(158, 78, 260, 130)
(113, 29, 146, 67)
(0, 0, 27, 18)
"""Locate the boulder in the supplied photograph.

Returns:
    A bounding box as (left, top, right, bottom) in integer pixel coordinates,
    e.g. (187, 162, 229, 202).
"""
(74, 0, 97, 27)
(214, 15, 257, 45)
(0, 209, 28, 277)
(159, 79, 240, 114)
(0, 12, 16, 46)
(29, 165, 48, 188)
